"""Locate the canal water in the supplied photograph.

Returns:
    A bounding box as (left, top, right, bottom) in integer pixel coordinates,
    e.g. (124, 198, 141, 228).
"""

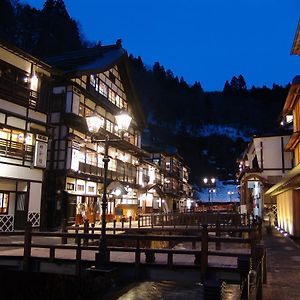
(103, 280, 204, 300)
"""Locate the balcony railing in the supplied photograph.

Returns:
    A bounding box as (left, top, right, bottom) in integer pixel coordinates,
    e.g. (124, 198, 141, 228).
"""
(0, 138, 34, 162)
(78, 162, 137, 183)
(0, 76, 38, 109)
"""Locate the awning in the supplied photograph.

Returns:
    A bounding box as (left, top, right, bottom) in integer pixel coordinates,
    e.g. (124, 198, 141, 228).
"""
(139, 183, 165, 198)
(265, 164, 300, 196)
(107, 181, 127, 196)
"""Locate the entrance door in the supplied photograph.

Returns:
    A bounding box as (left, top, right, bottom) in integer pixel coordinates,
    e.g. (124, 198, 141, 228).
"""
(14, 192, 28, 230)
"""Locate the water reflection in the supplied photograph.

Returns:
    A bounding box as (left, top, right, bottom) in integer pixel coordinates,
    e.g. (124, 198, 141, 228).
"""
(104, 281, 203, 300)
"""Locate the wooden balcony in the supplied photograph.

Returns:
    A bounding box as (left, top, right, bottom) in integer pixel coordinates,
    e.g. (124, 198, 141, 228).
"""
(0, 76, 38, 109)
(0, 138, 34, 162)
(78, 162, 137, 183)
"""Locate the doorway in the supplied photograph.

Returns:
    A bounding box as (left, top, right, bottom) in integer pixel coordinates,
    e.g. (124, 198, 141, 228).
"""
(14, 192, 28, 230)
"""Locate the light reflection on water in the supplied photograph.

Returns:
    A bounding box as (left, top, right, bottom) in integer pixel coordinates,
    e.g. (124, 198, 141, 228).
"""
(104, 281, 203, 300)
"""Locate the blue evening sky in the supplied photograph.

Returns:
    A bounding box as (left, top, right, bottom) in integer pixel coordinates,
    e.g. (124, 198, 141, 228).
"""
(24, 0, 300, 91)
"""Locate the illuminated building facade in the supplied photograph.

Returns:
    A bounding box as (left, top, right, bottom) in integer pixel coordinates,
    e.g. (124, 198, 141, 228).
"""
(42, 42, 148, 227)
(0, 40, 50, 231)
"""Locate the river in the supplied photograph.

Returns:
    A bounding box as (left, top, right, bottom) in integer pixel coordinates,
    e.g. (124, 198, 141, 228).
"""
(102, 280, 204, 300)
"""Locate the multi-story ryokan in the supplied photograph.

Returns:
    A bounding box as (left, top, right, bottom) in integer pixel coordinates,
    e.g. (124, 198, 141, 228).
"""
(0, 40, 194, 230)
(42, 42, 150, 227)
(0, 40, 51, 231)
(237, 134, 292, 219)
(262, 22, 300, 237)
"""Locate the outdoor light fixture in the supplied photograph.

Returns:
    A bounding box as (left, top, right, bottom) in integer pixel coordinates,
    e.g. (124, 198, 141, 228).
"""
(203, 177, 216, 205)
(86, 109, 132, 269)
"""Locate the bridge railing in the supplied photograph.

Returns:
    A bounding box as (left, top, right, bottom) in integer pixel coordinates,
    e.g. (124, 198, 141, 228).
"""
(137, 212, 256, 229)
(0, 220, 263, 281)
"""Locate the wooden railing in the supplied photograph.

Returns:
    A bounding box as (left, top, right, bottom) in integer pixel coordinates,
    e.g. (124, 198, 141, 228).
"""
(0, 220, 263, 284)
(137, 212, 254, 228)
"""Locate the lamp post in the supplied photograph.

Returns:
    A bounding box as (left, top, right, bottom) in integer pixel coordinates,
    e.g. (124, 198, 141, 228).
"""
(227, 191, 233, 201)
(203, 177, 216, 207)
(86, 110, 132, 269)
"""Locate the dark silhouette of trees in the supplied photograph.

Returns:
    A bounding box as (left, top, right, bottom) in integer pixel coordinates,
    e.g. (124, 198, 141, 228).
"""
(0, 0, 290, 183)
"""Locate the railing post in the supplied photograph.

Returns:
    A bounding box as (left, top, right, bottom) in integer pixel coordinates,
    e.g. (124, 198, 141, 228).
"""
(129, 216, 132, 228)
(122, 217, 125, 229)
(151, 213, 154, 228)
(113, 219, 116, 234)
(216, 218, 221, 250)
(75, 236, 81, 276)
(91, 223, 95, 242)
(61, 218, 67, 244)
(201, 224, 208, 281)
(23, 221, 32, 271)
(83, 219, 89, 246)
(135, 236, 140, 277)
(138, 215, 141, 228)
(167, 252, 173, 268)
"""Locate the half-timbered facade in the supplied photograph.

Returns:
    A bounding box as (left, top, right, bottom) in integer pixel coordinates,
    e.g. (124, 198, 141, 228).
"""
(0, 40, 51, 231)
(43, 43, 148, 227)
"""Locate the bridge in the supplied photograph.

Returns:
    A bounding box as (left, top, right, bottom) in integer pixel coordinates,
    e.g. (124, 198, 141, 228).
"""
(0, 212, 266, 299)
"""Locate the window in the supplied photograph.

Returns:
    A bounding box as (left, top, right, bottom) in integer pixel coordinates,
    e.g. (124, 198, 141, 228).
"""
(0, 192, 9, 214)
(90, 75, 96, 87)
(99, 81, 107, 97)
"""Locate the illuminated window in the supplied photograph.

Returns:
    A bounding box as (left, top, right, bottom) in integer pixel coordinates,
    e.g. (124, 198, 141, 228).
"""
(77, 184, 84, 192)
(99, 81, 107, 97)
(90, 75, 96, 87)
(0, 192, 9, 214)
(108, 89, 115, 103)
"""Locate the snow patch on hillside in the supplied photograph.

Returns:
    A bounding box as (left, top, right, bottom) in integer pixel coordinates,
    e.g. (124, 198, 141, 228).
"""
(197, 125, 251, 141)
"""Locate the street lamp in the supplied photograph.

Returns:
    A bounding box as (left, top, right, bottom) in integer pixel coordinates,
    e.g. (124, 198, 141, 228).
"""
(86, 110, 132, 269)
(227, 191, 234, 201)
(203, 177, 216, 206)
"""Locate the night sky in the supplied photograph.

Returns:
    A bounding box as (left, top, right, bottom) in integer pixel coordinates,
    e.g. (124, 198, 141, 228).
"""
(25, 0, 300, 91)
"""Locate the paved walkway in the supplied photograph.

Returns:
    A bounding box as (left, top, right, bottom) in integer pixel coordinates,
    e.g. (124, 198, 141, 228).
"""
(263, 227, 300, 300)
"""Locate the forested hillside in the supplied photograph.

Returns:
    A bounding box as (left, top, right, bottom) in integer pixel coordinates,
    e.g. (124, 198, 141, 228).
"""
(0, 0, 290, 184)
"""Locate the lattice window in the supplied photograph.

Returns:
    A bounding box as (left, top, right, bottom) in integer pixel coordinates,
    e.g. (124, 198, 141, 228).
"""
(0, 215, 14, 232)
(28, 212, 40, 227)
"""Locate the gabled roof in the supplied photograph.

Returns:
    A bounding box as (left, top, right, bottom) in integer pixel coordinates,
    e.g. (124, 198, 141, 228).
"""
(291, 20, 300, 55)
(45, 45, 125, 76)
(45, 44, 147, 128)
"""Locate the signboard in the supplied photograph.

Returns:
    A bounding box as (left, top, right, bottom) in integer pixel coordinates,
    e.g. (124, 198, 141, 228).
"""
(34, 140, 47, 168)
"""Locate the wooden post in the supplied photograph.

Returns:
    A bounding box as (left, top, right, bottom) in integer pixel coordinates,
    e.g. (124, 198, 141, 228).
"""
(91, 223, 95, 242)
(49, 246, 55, 261)
(61, 218, 67, 244)
(113, 219, 116, 234)
(167, 252, 173, 268)
(122, 217, 125, 229)
(129, 216, 132, 228)
(75, 236, 81, 276)
(138, 215, 140, 228)
(83, 219, 89, 246)
(201, 224, 208, 281)
(151, 213, 154, 228)
(216, 218, 221, 250)
(23, 221, 32, 271)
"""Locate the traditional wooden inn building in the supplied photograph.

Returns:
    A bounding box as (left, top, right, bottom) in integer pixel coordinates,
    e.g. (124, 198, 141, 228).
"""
(0, 40, 195, 230)
(143, 148, 193, 213)
(42, 42, 148, 227)
(263, 22, 300, 237)
(238, 134, 292, 219)
(0, 40, 51, 231)
(265, 77, 300, 236)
